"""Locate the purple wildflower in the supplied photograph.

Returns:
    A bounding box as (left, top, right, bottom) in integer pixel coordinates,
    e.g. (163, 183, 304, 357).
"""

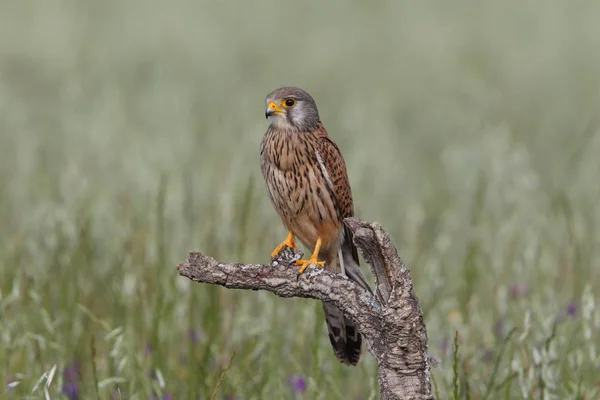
(509, 283, 529, 300)
(63, 361, 80, 382)
(567, 302, 578, 318)
(494, 319, 505, 338)
(189, 330, 202, 343)
(288, 375, 306, 393)
(482, 348, 494, 363)
(62, 361, 81, 400)
(145, 343, 153, 357)
(62, 382, 80, 400)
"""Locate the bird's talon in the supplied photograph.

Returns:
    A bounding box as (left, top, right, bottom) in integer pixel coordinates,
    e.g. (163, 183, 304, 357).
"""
(270, 245, 286, 259)
(270, 232, 296, 259)
(295, 258, 325, 275)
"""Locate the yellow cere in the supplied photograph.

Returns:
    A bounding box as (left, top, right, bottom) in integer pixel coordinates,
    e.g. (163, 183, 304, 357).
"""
(268, 101, 284, 114)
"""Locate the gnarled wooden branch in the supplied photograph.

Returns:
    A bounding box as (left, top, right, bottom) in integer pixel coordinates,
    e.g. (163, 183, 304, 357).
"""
(177, 218, 433, 400)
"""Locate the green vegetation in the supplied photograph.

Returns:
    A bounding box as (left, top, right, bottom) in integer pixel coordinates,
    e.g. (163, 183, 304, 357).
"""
(1, 1, 599, 398)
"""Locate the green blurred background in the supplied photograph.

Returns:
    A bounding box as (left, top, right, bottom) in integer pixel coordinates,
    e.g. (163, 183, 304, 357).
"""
(1, 0, 599, 398)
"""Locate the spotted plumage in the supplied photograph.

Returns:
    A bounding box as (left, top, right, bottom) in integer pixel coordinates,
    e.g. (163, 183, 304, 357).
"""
(260, 87, 371, 365)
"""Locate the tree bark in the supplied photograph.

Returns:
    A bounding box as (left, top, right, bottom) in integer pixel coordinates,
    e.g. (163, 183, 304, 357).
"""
(177, 217, 434, 400)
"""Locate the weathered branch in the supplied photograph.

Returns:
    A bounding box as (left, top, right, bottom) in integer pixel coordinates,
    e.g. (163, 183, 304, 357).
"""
(177, 218, 433, 400)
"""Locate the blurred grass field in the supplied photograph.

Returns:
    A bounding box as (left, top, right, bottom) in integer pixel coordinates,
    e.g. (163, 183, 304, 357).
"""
(1, 0, 600, 398)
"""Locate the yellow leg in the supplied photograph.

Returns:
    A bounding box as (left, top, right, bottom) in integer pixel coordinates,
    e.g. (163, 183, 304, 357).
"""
(295, 237, 325, 274)
(271, 231, 297, 258)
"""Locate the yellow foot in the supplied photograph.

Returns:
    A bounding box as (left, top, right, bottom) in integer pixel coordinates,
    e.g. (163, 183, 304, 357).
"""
(295, 257, 325, 275)
(295, 237, 325, 275)
(270, 231, 296, 259)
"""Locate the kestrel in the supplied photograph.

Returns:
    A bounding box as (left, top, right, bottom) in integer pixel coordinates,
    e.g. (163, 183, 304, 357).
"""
(260, 87, 371, 366)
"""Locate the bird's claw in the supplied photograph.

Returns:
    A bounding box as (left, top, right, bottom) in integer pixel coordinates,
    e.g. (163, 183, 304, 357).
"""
(295, 257, 325, 275)
(270, 232, 296, 259)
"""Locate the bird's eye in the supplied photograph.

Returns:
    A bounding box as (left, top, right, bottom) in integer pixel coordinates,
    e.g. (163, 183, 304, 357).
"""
(283, 98, 296, 108)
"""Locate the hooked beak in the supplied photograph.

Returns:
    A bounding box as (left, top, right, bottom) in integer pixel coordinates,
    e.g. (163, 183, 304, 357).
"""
(265, 101, 284, 119)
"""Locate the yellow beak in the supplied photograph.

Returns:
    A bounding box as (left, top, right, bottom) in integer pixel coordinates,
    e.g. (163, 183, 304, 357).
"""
(266, 101, 284, 118)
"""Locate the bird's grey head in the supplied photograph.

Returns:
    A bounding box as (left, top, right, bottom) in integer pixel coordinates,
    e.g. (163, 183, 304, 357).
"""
(265, 87, 320, 132)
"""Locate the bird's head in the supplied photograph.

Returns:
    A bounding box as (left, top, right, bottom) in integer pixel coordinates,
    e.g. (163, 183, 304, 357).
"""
(265, 87, 320, 132)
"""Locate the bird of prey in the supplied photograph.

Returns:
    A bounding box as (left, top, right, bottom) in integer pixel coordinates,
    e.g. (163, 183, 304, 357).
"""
(259, 87, 371, 365)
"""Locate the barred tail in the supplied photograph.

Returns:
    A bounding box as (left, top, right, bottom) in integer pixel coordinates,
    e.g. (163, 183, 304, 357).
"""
(322, 300, 362, 365)
(322, 228, 371, 365)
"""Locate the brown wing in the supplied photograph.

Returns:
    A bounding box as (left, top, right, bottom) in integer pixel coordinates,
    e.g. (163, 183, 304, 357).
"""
(313, 123, 354, 220)
(314, 122, 371, 366)
(312, 123, 362, 269)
